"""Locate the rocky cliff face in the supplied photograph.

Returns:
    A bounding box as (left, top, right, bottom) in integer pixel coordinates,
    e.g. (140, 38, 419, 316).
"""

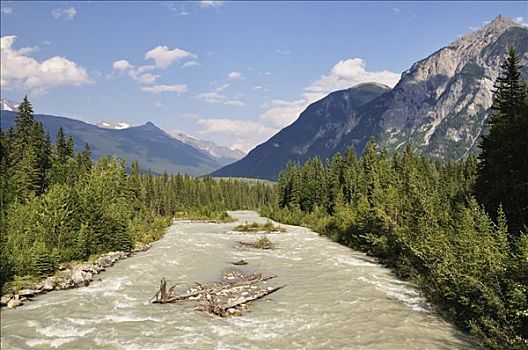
(212, 16, 528, 180)
(365, 15, 528, 159)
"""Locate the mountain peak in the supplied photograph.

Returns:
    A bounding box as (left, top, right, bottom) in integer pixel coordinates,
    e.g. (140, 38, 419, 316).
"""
(454, 15, 522, 47)
(351, 82, 391, 91)
(486, 14, 520, 30)
(169, 130, 246, 161)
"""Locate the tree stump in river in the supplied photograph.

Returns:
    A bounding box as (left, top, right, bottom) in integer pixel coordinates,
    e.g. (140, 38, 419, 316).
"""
(151, 277, 182, 304)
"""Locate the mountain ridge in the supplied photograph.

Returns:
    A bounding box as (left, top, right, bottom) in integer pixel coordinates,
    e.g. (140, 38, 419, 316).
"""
(0, 110, 234, 176)
(212, 15, 528, 180)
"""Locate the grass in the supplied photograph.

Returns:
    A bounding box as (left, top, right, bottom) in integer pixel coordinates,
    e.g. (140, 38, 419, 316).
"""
(233, 220, 285, 233)
(253, 236, 274, 249)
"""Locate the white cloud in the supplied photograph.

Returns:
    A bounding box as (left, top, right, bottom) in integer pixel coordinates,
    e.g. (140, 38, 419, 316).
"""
(182, 60, 200, 68)
(514, 16, 528, 26)
(1, 35, 91, 94)
(197, 118, 275, 152)
(1, 7, 12, 14)
(252, 85, 263, 90)
(52, 7, 77, 20)
(303, 58, 399, 102)
(211, 81, 230, 91)
(111, 60, 158, 84)
(228, 71, 242, 80)
(199, 1, 224, 8)
(224, 100, 245, 106)
(162, 2, 189, 16)
(197, 91, 225, 103)
(276, 50, 291, 55)
(145, 45, 196, 69)
(259, 99, 307, 129)
(113, 59, 132, 71)
(136, 73, 159, 84)
(392, 8, 400, 13)
(264, 71, 271, 76)
(141, 84, 187, 94)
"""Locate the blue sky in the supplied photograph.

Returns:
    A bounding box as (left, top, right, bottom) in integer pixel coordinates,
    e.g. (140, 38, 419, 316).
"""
(1, 1, 527, 152)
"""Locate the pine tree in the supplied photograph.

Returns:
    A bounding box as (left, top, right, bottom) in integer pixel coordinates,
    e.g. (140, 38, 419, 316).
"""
(14, 96, 34, 141)
(66, 136, 74, 159)
(491, 46, 526, 121)
(55, 127, 68, 163)
(476, 47, 528, 239)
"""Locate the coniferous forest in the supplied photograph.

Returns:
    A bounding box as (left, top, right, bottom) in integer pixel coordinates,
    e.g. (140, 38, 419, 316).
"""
(0, 41, 527, 350)
(261, 48, 528, 349)
(0, 104, 274, 293)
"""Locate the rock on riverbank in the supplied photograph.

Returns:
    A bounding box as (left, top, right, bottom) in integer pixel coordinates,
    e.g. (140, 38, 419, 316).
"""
(1, 244, 150, 309)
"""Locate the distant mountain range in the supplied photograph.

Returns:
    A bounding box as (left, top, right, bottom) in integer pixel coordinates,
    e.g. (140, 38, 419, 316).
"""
(0, 103, 244, 175)
(169, 131, 245, 163)
(212, 15, 528, 180)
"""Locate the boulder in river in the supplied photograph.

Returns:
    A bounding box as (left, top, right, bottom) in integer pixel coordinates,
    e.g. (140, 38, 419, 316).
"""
(1, 294, 13, 306)
(72, 270, 88, 287)
(97, 256, 113, 268)
(7, 298, 23, 309)
(42, 277, 55, 291)
(57, 278, 75, 290)
(18, 289, 41, 297)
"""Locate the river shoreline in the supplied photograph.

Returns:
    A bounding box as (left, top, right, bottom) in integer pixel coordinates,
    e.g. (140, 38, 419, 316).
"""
(0, 218, 234, 310)
(0, 216, 238, 310)
(0, 243, 151, 309)
(1, 211, 479, 349)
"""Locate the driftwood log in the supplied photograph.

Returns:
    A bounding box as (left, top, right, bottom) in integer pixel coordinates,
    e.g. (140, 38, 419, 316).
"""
(231, 259, 248, 266)
(151, 269, 285, 317)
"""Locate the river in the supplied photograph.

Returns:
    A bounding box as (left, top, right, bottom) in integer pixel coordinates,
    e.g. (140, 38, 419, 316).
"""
(1, 211, 479, 349)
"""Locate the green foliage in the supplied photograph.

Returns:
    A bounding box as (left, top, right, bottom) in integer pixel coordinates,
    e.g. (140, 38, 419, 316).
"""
(3, 275, 41, 294)
(476, 47, 528, 239)
(234, 221, 285, 232)
(253, 236, 273, 249)
(264, 135, 527, 349)
(32, 243, 57, 278)
(0, 97, 274, 292)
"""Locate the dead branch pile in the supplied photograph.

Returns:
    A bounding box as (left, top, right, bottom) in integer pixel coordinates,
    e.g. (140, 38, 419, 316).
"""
(150, 269, 285, 317)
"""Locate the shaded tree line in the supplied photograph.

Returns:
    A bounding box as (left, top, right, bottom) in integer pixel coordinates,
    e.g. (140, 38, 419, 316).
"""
(262, 48, 528, 349)
(0, 99, 273, 291)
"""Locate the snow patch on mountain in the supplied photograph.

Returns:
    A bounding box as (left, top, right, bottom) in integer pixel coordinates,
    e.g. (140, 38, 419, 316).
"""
(169, 131, 245, 161)
(97, 120, 132, 130)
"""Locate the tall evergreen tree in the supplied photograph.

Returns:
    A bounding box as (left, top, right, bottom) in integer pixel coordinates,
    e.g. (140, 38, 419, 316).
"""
(476, 47, 528, 239)
(55, 127, 68, 163)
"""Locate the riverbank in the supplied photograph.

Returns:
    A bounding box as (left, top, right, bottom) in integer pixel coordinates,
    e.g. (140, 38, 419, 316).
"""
(0, 212, 236, 310)
(0, 244, 151, 309)
(1, 211, 478, 349)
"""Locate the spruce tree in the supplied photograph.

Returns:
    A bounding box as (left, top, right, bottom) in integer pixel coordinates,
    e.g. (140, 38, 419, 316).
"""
(55, 127, 68, 163)
(476, 47, 528, 239)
